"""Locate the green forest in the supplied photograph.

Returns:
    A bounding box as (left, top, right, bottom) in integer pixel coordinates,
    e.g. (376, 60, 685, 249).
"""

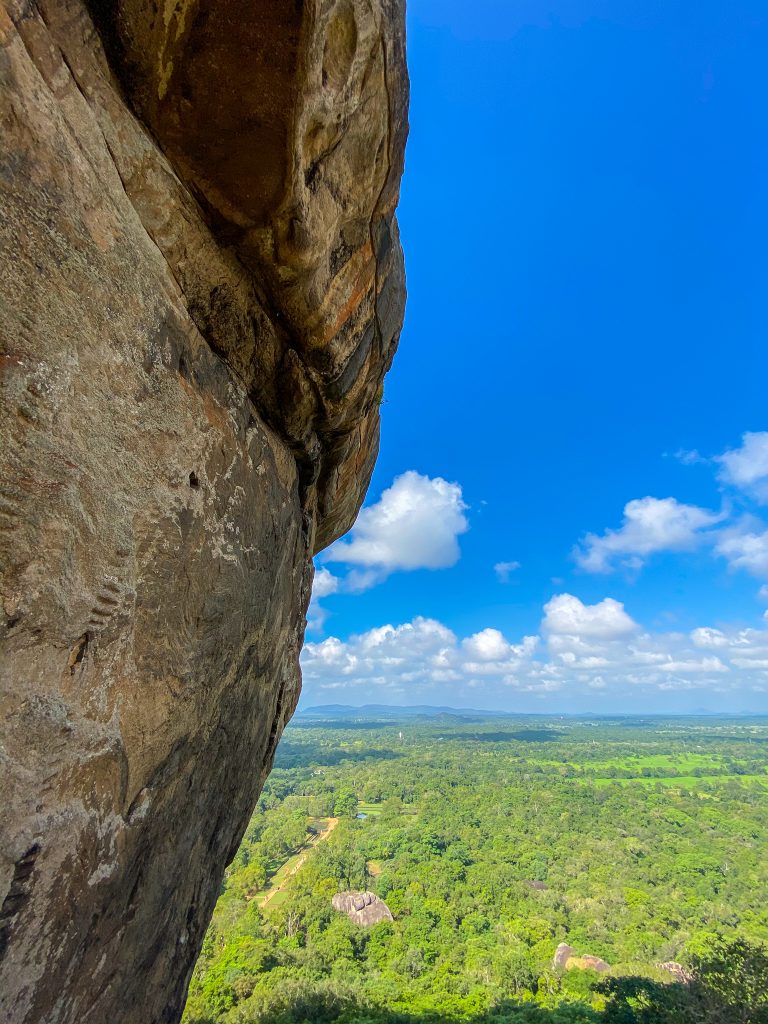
(182, 714, 768, 1024)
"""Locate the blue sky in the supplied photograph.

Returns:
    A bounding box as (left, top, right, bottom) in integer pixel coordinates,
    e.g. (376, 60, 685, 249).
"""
(301, 0, 768, 713)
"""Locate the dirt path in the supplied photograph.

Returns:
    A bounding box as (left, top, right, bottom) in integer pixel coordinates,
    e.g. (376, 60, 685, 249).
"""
(259, 817, 339, 908)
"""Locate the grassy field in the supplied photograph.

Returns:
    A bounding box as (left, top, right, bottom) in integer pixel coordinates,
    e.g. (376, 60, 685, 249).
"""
(258, 816, 339, 908)
(357, 802, 383, 817)
(590, 772, 768, 788)
(533, 753, 755, 773)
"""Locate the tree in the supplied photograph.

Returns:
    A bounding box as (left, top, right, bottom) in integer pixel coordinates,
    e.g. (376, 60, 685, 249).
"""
(688, 937, 768, 1024)
(334, 791, 358, 818)
(597, 977, 692, 1023)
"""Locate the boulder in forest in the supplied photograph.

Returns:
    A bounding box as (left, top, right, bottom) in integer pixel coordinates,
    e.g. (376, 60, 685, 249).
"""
(332, 890, 394, 926)
(554, 942, 611, 973)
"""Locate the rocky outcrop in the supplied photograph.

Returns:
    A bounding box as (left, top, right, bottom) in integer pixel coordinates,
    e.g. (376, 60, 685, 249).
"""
(657, 961, 694, 984)
(553, 943, 577, 969)
(332, 890, 394, 926)
(566, 954, 611, 973)
(553, 942, 610, 973)
(0, 2, 407, 1022)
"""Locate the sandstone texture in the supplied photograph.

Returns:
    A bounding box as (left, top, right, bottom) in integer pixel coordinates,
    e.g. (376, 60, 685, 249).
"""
(0, 1, 407, 1021)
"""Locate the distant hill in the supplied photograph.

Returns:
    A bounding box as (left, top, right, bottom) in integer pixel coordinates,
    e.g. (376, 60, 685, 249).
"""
(295, 704, 510, 721)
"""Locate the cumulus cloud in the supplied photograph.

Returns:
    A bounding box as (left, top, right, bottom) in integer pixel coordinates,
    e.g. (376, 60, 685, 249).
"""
(690, 627, 729, 649)
(307, 567, 340, 633)
(542, 593, 638, 639)
(302, 615, 539, 695)
(715, 523, 768, 578)
(715, 432, 768, 501)
(494, 560, 521, 582)
(312, 567, 339, 599)
(574, 496, 722, 573)
(663, 656, 729, 674)
(576, 431, 768, 584)
(325, 471, 468, 589)
(462, 628, 512, 662)
(461, 628, 538, 670)
(304, 617, 461, 694)
(300, 594, 768, 709)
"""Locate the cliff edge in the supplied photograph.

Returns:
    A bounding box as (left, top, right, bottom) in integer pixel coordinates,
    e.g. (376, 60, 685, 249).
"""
(0, 1, 407, 1021)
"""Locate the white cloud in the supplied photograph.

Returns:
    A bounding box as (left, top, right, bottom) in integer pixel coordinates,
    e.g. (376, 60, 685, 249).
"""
(575, 496, 722, 573)
(462, 628, 512, 662)
(494, 560, 521, 582)
(673, 448, 705, 466)
(308, 472, 469, 632)
(342, 568, 388, 594)
(306, 635, 360, 676)
(307, 568, 340, 633)
(662, 656, 729, 674)
(715, 524, 768, 578)
(690, 627, 729, 649)
(715, 432, 768, 501)
(304, 617, 457, 693)
(302, 617, 539, 695)
(574, 432, 768, 585)
(312, 567, 339, 599)
(459, 629, 538, 670)
(325, 471, 468, 588)
(358, 617, 456, 655)
(542, 593, 638, 639)
(300, 597, 768, 709)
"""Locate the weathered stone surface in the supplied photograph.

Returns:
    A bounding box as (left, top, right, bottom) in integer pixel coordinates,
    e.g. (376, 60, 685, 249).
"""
(0, 1, 407, 1021)
(566, 954, 611, 974)
(92, 0, 408, 552)
(554, 942, 610, 974)
(553, 942, 577, 969)
(332, 890, 394, 926)
(657, 961, 693, 984)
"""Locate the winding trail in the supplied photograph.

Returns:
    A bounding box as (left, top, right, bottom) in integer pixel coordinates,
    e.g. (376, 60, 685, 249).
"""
(259, 817, 339, 908)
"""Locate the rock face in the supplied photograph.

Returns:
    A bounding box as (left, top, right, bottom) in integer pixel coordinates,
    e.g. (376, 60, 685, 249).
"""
(566, 954, 611, 973)
(332, 890, 394, 926)
(553, 942, 610, 974)
(657, 961, 693, 984)
(553, 943, 577, 969)
(0, 2, 407, 1022)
